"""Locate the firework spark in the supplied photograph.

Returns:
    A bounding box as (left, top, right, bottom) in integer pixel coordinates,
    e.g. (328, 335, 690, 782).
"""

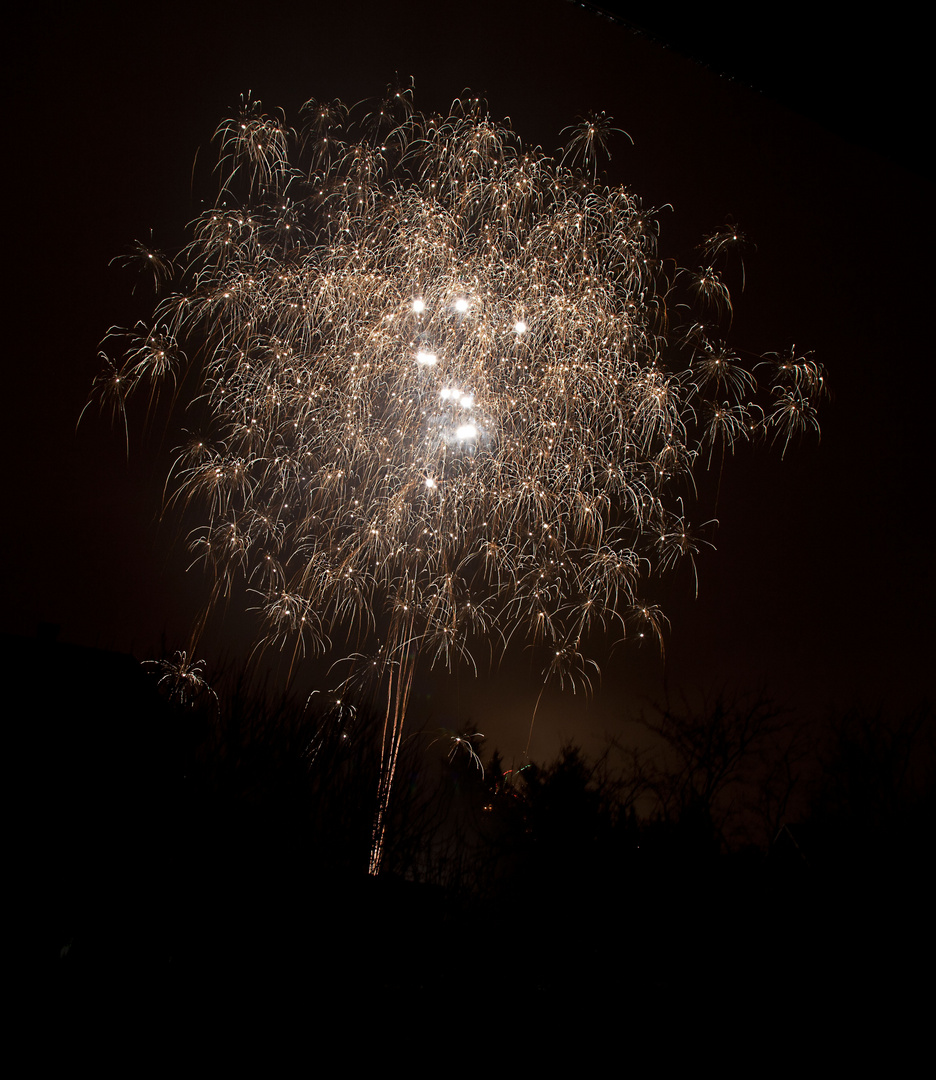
(96, 86, 824, 873)
(144, 650, 217, 707)
(427, 728, 486, 776)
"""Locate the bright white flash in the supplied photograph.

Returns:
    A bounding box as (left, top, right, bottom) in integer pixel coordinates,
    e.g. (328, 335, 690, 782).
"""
(416, 350, 437, 366)
(513, 320, 528, 334)
(412, 298, 426, 313)
(456, 423, 478, 440)
(454, 297, 470, 313)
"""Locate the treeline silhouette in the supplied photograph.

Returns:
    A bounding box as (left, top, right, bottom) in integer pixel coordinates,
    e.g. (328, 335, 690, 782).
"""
(25, 635, 931, 1019)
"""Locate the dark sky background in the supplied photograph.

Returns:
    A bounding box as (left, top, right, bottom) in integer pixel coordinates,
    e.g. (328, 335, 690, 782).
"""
(7, 0, 932, 764)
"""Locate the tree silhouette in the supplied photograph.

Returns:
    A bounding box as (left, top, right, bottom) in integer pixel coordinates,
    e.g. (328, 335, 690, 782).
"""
(632, 690, 805, 855)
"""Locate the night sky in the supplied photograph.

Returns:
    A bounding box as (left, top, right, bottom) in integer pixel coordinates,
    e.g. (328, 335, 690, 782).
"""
(9, 0, 933, 765)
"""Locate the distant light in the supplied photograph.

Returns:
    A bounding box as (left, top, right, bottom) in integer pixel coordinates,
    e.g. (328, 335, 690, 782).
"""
(424, 477, 437, 489)
(514, 320, 528, 334)
(440, 387, 458, 400)
(412, 298, 426, 313)
(454, 297, 470, 313)
(459, 394, 474, 408)
(456, 423, 478, 440)
(416, 350, 437, 366)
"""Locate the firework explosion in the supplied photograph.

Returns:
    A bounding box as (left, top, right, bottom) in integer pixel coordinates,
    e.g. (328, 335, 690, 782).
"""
(93, 86, 824, 872)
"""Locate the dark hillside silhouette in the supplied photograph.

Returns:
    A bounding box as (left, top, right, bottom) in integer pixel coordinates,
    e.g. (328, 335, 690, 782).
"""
(22, 631, 930, 1023)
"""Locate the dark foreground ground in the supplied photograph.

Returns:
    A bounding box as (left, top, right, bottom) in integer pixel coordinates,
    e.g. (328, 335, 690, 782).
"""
(16, 635, 931, 1043)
